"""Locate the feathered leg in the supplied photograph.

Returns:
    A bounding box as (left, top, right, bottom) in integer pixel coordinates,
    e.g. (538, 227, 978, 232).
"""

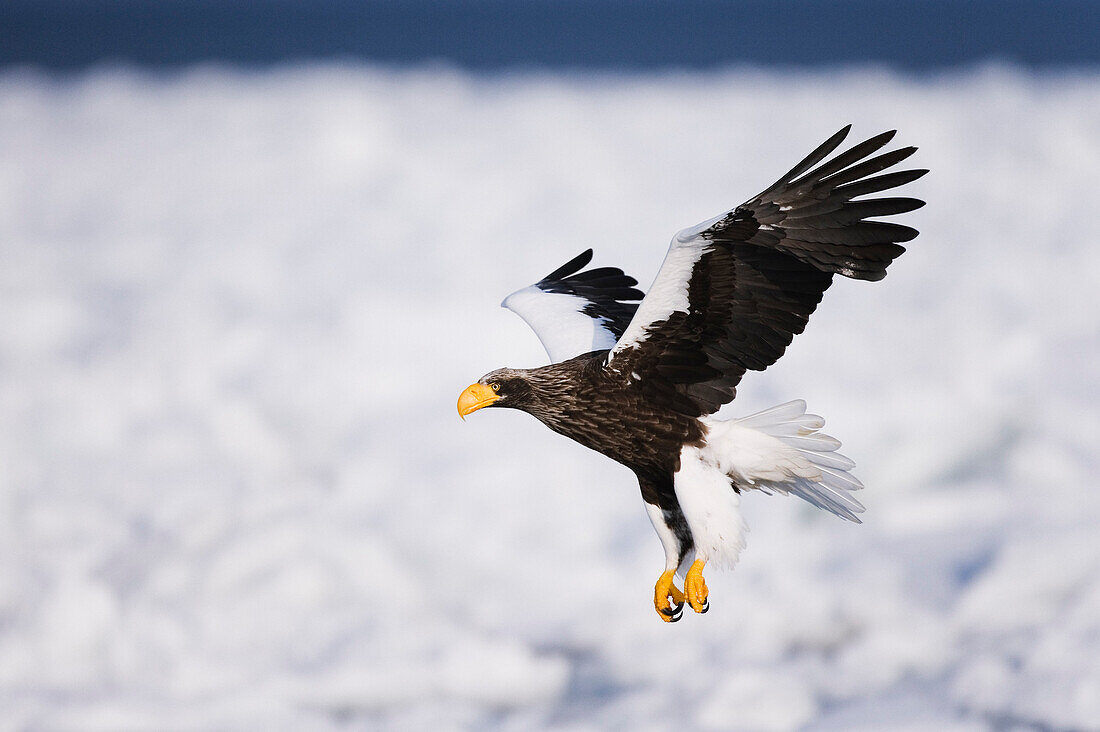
(673, 444, 748, 615)
(644, 500, 692, 622)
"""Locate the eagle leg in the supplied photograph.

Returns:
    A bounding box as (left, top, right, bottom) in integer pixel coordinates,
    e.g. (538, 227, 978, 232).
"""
(685, 559, 710, 614)
(654, 569, 686, 622)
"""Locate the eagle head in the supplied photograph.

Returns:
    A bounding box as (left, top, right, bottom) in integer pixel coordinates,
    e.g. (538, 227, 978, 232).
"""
(457, 368, 534, 419)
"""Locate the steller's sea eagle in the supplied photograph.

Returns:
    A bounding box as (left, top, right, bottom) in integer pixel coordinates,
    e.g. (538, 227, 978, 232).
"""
(458, 126, 925, 622)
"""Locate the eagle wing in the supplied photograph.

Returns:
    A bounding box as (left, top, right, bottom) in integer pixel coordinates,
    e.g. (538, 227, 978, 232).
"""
(502, 248, 645, 363)
(607, 126, 927, 417)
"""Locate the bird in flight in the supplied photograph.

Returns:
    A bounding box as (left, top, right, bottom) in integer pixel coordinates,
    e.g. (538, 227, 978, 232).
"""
(458, 126, 926, 622)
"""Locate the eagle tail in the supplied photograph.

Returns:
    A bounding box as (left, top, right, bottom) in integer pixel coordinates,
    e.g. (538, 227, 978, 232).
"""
(705, 400, 866, 522)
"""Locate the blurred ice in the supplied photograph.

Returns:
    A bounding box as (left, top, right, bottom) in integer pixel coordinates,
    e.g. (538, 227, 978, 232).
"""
(0, 64, 1097, 729)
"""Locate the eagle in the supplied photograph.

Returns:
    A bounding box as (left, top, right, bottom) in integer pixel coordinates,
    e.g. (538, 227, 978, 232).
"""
(458, 126, 926, 622)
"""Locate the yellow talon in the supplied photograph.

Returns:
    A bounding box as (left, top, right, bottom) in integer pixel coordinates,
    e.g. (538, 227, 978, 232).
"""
(685, 559, 709, 613)
(653, 569, 686, 622)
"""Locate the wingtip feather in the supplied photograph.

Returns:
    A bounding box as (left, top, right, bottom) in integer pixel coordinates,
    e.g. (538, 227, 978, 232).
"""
(541, 249, 594, 282)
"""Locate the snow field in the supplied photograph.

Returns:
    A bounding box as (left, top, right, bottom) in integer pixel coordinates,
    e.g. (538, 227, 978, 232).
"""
(0, 64, 1098, 729)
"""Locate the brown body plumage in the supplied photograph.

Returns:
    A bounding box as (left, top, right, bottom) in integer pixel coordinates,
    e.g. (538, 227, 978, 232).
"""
(479, 354, 705, 503)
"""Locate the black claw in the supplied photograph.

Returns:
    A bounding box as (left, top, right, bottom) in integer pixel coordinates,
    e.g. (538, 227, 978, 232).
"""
(660, 600, 685, 622)
(700, 598, 709, 614)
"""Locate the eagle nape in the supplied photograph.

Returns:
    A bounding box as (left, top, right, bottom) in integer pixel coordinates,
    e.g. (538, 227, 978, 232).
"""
(458, 126, 925, 622)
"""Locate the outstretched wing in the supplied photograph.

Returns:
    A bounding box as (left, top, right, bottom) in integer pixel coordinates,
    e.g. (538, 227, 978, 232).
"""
(503, 249, 645, 363)
(608, 126, 927, 417)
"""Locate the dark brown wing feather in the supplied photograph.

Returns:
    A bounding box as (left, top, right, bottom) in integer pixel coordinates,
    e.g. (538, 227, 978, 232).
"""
(610, 126, 927, 417)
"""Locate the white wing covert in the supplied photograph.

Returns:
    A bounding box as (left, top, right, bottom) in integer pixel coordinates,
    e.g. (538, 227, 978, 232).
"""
(502, 249, 644, 363)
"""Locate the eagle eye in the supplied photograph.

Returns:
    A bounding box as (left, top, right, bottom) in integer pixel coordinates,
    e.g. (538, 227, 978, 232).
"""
(491, 383, 500, 392)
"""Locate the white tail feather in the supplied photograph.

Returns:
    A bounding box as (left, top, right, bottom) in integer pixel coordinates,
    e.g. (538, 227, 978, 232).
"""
(699, 400, 866, 523)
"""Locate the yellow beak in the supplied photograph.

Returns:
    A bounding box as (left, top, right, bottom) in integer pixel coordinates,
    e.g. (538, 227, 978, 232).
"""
(458, 383, 500, 419)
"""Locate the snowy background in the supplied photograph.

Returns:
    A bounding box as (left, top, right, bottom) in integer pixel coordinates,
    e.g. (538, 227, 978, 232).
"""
(0, 65, 1098, 730)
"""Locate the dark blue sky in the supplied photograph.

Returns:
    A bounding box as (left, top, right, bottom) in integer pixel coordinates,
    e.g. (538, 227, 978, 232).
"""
(2, 0, 1098, 72)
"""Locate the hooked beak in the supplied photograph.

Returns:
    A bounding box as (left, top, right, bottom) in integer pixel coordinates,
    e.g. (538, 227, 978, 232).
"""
(458, 383, 499, 419)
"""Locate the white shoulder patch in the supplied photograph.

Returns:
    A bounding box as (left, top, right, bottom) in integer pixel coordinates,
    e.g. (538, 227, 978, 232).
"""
(502, 286, 619, 363)
(607, 235, 707, 359)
